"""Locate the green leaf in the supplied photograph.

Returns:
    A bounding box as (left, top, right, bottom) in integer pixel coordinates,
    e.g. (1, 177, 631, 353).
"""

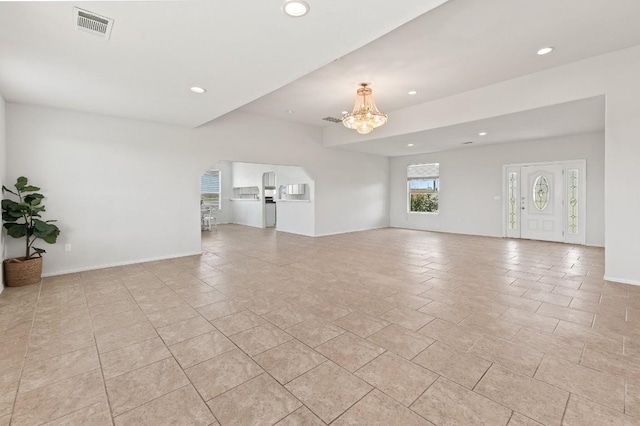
(1, 199, 20, 210)
(32, 248, 46, 256)
(21, 185, 40, 192)
(2, 212, 18, 222)
(25, 194, 44, 206)
(42, 230, 59, 244)
(15, 176, 28, 191)
(6, 223, 27, 238)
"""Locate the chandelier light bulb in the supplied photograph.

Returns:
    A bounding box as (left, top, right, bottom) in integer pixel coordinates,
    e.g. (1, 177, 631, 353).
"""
(342, 83, 388, 135)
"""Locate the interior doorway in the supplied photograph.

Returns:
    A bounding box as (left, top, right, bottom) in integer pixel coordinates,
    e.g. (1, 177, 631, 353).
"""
(504, 160, 586, 244)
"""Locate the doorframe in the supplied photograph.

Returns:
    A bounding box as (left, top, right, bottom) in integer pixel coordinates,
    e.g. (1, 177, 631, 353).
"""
(502, 159, 587, 244)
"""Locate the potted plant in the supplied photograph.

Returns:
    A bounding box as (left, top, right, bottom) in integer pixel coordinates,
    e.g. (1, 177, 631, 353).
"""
(2, 176, 60, 287)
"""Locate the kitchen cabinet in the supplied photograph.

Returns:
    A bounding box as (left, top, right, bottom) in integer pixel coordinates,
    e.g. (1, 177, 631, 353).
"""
(265, 203, 276, 227)
(263, 172, 276, 187)
(287, 184, 306, 195)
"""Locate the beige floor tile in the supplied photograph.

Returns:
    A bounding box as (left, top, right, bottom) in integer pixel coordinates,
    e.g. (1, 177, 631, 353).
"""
(522, 290, 572, 307)
(333, 312, 390, 338)
(315, 332, 385, 372)
(100, 337, 172, 379)
(554, 320, 624, 354)
(0, 381, 17, 418)
(20, 346, 100, 394)
(197, 299, 252, 321)
(180, 289, 228, 309)
(418, 319, 482, 351)
(12, 370, 107, 426)
(43, 402, 112, 426)
(95, 322, 157, 354)
(469, 335, 543, 377)
(145, 304, 200, 328)
(169, 330, 235, 369)
(534, 356, 625, 411)
(106, 357, 189, 416)
(507, 413, 543, 426)
(334, 389, 433, 426)
(275, 406, 324, 425)
(254, 340, 326, 384)
(413, 341, 491, 389)
(563, 394, 640, 425)
(536, 303, 594, 326)
(511, 328, 584, 363)
(460, 312, 521, 340)
(208, 374, 301, 426)
(301, 303, 351, 322)
(0, 415, 9, 426)
(285, 362, 372, 423)
(379, 307, 435, 331)
(114, 385, 214, 426)
(500, 307, 559, 333)
(263, 306, 317, 329)
(156, 315, 214, 346)
(475, 365, 568, 425)
(185, 349, 263, 401)
(627, 380, 640, 419)
(355, 352, 437, 406)
(91, 309, 148, 335)
(492, 294, 541, 313)
(211, 310, 266, 336)
(580, 347, 640, 381)
(385, 293, 433, 310)
(89, 299, 139, 318)
(411, 377, 511, 426)
(26, 329, 95, 362)
(287, 318, 345, 348)
(230, 323, 292, 356)
(418, 301, 472, 323)
(368, 324, 434, 359)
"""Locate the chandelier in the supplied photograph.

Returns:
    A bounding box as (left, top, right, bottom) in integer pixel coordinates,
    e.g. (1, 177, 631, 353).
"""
(342, 83, 388, 134)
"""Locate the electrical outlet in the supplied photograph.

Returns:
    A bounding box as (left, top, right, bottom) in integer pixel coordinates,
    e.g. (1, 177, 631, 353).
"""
(64, 244, 72, 252)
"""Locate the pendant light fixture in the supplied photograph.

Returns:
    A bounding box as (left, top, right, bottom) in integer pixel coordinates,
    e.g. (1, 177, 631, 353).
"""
(342, 83, 387, 135)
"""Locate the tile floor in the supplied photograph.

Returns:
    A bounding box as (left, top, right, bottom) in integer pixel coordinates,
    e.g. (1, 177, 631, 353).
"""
(1, 225, 640, 425)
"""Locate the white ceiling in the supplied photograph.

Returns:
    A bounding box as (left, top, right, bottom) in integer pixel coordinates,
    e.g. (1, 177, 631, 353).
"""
(0, 0, 447, 127)
(332, 96, 605, 157)
(241, 0, 640, 129)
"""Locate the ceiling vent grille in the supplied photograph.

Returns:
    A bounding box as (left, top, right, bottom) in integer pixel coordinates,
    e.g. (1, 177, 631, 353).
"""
(322, 116, 342, 123)
(74, 8, 114, 39)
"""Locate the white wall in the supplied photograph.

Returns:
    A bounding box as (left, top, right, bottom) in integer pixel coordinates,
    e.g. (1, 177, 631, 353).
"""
(230, 162, 315, 236)
(0, 93, 6, 292)
(390, 133, 604, 246)
(6, 104, 389, 275)
(6, 104, 200, 276)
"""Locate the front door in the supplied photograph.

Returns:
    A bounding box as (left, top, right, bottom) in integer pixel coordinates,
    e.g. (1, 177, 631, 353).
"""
(520, 164, 564, 242)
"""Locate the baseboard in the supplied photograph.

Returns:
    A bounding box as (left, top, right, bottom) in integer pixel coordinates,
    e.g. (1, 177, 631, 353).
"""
(604, 276, 640, 286)
(41, 251, 203, 277)
(314, 226, 389, 238)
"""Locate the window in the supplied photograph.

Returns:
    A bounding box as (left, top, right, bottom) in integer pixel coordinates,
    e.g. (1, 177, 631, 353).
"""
(200, 170, 221, 208)
(407, 163, 439, 213)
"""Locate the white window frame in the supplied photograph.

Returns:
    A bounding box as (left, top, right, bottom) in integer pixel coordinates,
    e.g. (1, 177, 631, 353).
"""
(200, 170, 222, 209)
(407, 163, 440, 215)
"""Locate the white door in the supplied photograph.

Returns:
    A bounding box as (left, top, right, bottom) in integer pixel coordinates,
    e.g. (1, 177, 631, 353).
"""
(520, 164, 564, 242)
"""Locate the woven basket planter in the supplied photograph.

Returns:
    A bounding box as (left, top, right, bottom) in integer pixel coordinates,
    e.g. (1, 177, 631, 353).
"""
(3, 257, 43, 287)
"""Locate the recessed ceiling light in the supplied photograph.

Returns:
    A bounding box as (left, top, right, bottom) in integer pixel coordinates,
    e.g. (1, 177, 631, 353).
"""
(283, 0, 310, 17)
(478, 132, 487, 136)
(341, 111, 349, 115)
(408, 90, 418, 95)
(190, 86, 206, 94)
(407, 143, 414, 147)
(537, 47, 554, 55)
(286, 110, 295, 114)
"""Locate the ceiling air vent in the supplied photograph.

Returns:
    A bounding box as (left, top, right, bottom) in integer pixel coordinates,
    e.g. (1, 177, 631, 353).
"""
(322, 116, 342, 124)
(74, 7, 114, 40)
